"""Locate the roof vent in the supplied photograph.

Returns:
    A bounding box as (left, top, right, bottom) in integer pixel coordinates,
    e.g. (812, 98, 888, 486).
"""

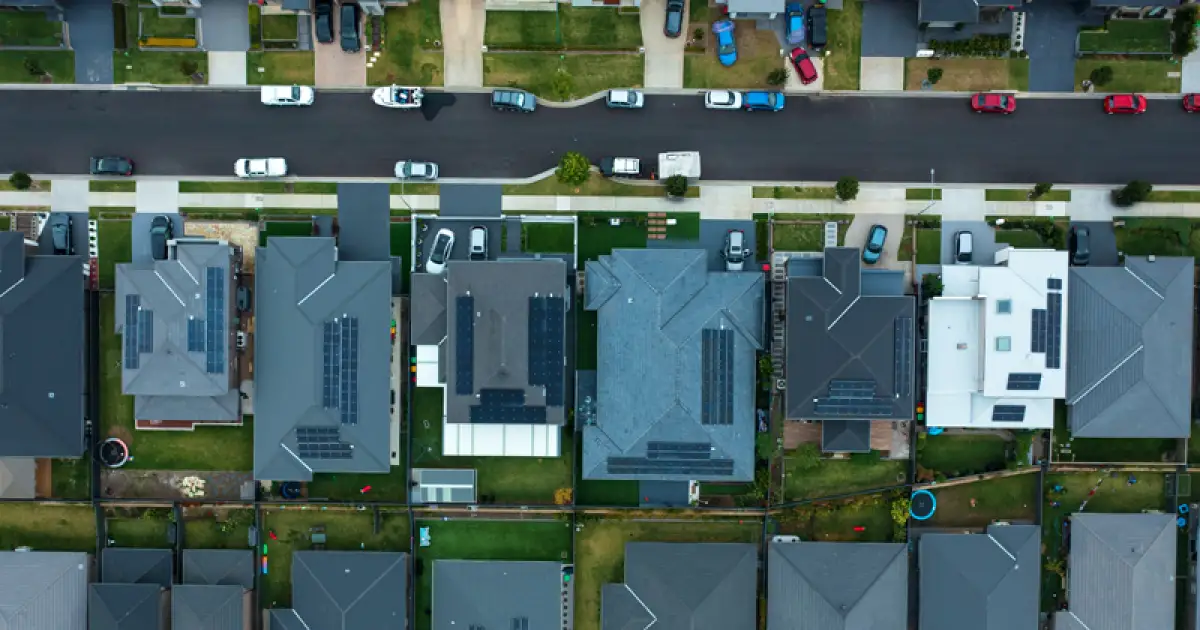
(957, 343, 968, 350)
(1148, 255, 1156, 262)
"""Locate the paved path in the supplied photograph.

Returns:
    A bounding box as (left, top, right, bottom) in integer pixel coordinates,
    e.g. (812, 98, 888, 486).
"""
(640, 0, 685, 89)
(441, 0, 485, 88)
(859, 57, 902, 91)
(134, 181, 179, 214)
(50, 180, 88, 211)
(208, 51, 247, 86)
(65, 0, 114, 84)
(1183, 28, 1200, 93)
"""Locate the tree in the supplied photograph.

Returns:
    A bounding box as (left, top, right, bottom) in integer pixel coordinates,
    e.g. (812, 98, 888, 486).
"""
(1112, 180, 1153, 207)
(921, 273, 944, 298)
(555, 152, 590, 187)
(791, 443, 821, 471)
(1089, 65, 1113, 87)
(664, 174, 689, 198)
(926, 67, 943, 85)
(7, 172, 31, 191)
(553, 488, 573, 505)
(23, 57, 44, 77)
(835, 176, 859, 201)
(766, 68, 788, 86)
(1173, 5, 1198, 57)
(180, 60, 199, 77)
(1030, 182, 1054, 199)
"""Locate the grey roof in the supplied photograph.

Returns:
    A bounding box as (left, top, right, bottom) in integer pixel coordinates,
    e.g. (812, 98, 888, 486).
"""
(918, 0, 981, 23)
(433, 560, 562, 630)
(101, 548, 174, 587)
(1054, 513, 1176, 630)
(727, 0, 784, 15)
(583, 249, 764, 482)
(409, 273, 447, 345)
(281, 0, 309, 9)
(919, 524, 1040, 630)
(335, 184, 390, 263)
(638, 480, 690, 507)
(785, 248, 915, 422)
(268, 610, 311, 630)
(253, 237, 391, 480)
(272, 551, 408, 630)
(822, 420, 872, 453)
(438, 184, 502, 217)
(603, 542, 757, 630)
(183, 549, 255, 588)
(173, 585, 246, 630)
(0, 457, 35, 498)
(1090, 0, 1178, 6)
(768, 542, 908, 630)
(411, 468, 476, 503)
(0, 234, 86, 457)
(88, 583, 165, 630)
(0, 551, 89, 630)
(1067, 257, 1194, 438)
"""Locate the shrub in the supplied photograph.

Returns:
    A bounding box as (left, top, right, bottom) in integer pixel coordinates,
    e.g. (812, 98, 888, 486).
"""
(1089, 65, 1113, 87)
(926, 67, 943, 85)
(1173, 5, 1198, 56)
(180, 60, 199, 77)
(23, 57, 44, 77)
(1112, 180, 1153, 207)
(791, 443, 821, 471)
(693, 28, 704, 40)
(835, 176, 859, 201)
(921, 273, 943, 298)
(1030, 182, 1054, 199)
(555, 152, 590, 187)
(664, 174, 689, 198)
(766, 68, 787, 86)
(7, 172, 31, 190)
(551, 69, 573, 101)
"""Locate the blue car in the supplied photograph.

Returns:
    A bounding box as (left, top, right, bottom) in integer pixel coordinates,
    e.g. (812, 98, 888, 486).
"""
(785, 3, 805, 45)
(863, 224, 888, 264)
(712, 19, 737, 67)
(744, 91, 785, 111)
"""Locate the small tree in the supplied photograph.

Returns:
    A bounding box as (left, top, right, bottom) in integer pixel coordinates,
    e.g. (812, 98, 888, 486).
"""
(1030, 182, 1054, 200)
(835, 176, 859, 201)
(555, 152, 590, 187)
(926, 67, 943, 85)
(1089, 65, 1113, 87)
(7, 172, 31, 191)
(921, 273, 944, 298)
(664, 174, 689, 198)
(23, 57, 44, 77)
(1173, 5, 1198, 56)
(791, 443, 821, 471)
(1112, 180, 1153, 207)
(181, 60, 199, 77)
(766, 68, 788, 86)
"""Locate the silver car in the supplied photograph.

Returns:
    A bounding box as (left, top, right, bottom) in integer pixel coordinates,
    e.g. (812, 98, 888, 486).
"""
(606, 89, 644, 109)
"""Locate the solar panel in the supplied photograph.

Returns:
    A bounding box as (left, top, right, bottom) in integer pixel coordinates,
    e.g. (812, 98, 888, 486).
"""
(647, 442, 712, 460)
(340, 317, 359, 425)
(813, 398, 894, 418)
(828, 379, 876, 399)
(124, 294, 141, 370)
(894, 317, 913, 398)
(1046, 292, 1062, 369)
(527, 296, 565, 407)
(606, 456, 735, 476)
(322, 321, 340, 410)
(1031, 309, 1047, 353)
(186, 318, 206, 353)
(297, 426, 353, 459)
(1048, 278, 1062, 290)
(137, 309, 154, 354)
(701, 329, 734, 426)
(455, 296, 475, 396)
(469, 388, 548, 424)
(992, 405, 1027, 422)
(205, 267, 225, 374)
(1006, 372, 1042, 391)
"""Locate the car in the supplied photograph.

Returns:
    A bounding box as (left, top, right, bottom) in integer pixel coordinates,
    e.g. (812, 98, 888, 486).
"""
(807, 5, 827, 50)
(48, 214, 72, 255)
(788, 48, 818, 85)
(1070, 226, 1091, 266)
(340, 2, 360, 53)
(606, 89, 644, 109)
(862, 224, 887, 264)
(954, 231, 973, 264)
(705, 89, 743, 109)
(391, 318, 397, 342)
(1104, 93, 1146, 115)
(785, 3, 805, 45)
(235, 158, 287, 178)
(149, 215, 172, 261)
(314, 0, 334, 43)
(970, 92, 1015, 114)
(90, 156, 134, 177)
(712, 19, 737, 67)
(491, 88, 536, 113)
(1184, 93, 1200, 112)
(723, 230, 746, 271)
(394, 160, 439, 180)
(426, 228, 455, 274)
(260, 85, 314, 107)
(469, 226, 487, 261)
(744, 91, 785, 111)
(373, 85, 423, 108)
(600, 157, 644, 178)
(664, 0, 685, 38)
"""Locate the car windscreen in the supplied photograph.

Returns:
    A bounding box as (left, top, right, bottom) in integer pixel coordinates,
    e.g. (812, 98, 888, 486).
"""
(430, 236, 450, 263)
(719, 36, 735, 55)
(666, 11, 682, 32)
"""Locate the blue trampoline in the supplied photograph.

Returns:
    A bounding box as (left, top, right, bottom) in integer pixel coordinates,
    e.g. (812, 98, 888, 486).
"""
(911, 490, 937, 520)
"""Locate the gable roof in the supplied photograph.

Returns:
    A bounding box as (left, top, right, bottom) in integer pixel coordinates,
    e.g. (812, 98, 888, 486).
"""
(433, 560, 562, 630)
(101, 548, 174, 587)
(583, 249, 764, 482)
(253, 237, 392, 480)
(919, 524, 1040, 630)
(602, 542, 756, 630)
(0, 234, 86, 457)
(0, 457, 35, 498)
(273, 551, 408, 629)
(172, 584, 246, 630)
(334, 184, 390, 263)
(182, 549, 254, 588)
(1054, 513, 1176, 630)
(1067, 257, 1194, 438)
(785, 248, 915, 423)
(88, 583, 165, 630)
(918, 0, 981, 23)
(768, 542, 907, 630)
(409, 273, 447, 345)
(0, 551, 89, 630)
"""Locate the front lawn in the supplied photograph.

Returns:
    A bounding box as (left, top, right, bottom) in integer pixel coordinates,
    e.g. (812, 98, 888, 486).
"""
(1113, 217, 1200, 257)
(986, 188, 1072, 202)
(367, 4, 444, 85)
(0, 503, 96, 551)
(504, 172, 675, 197)
(994, 228, 1048, 248)
(915, 228, 941, 264)
(925, 473, 1039, 527)
(261, 13, 298, 41)
(755, 186, 837, 199)
(1078, 20, 1171, 54)
(919, 432, 1009, 477)
(114, 50, 207, 84)
(684, 22, 783, 89)
(0, 10, 64, 47)
(521, 221, 575, 253)
(824, 0, 862, 90)
(483, 7, 642, 50)
(246, 51, 314, 85)
(484, 53, 642, 100)
(773, 220, 850, 251)
(1074, 58, 1180, 93)
(0, 50, 73, 83)
(905, 58, 1028, 91)
(783, 451, 908, 501)
(140, 7, 197, 38)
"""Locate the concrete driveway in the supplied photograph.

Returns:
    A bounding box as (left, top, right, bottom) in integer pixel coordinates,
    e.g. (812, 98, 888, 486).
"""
(785, 54, 823, 92)
(1069, 221, 1118, 266)
(441, 0, 484, 88)
(940, 221, 998, 266)
(640, 0, 685, 89)
(65, 0, 114, 84)
(846, 214, 904, 268)
(315, 8, 365, 86)
(860, 57, 903, 91)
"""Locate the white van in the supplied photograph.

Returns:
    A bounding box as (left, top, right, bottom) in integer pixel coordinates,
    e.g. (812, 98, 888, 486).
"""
(469, 226, 487, 261)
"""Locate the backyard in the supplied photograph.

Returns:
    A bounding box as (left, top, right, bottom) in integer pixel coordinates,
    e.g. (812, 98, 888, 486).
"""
(306, 467, 411, 503)
(183, 507, 255, 550)
(52, 456, 92, 500)
(924, 473, 1039, 528)
(824, 0, 862, 90)
(368, 4, 444, 85)
(484, 53, 643, 100)
(774, 495, 895, 542)
(905, 58, 1028, 91)
(1074, 58, 1179, 93)
(246, 51, 314, 85)
(783, 451, 908, 501)
(520, 221, 575, 253)
(106, 508, 174, 548)
(918, 432, 1009, 477)
(684, 22, 784, 89)
(0, 503, 96, 552)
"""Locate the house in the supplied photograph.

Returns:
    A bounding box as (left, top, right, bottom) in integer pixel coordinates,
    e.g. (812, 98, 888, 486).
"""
(89, 583, 169, 630)
(919, 524, 1040, 630)
(182, 549, 255, 589)
(784, 248, 915, 453)
(602, 542, 757, 630)
(720, 0, 784, 19)
(101, 548, 174, 587)
(411, 259, 568, 457)
(767, 541, 908, 630)
(433, 560, 566, 630)
(582, 249, 764, 482)
(926, 248, 1068, 429)
(268, 551, 408, 629)
(173, 585, 251, 630)
(1066, 256, 1194, 438)
(918, 0, 1011, 28)
(0, 550, 90, 630)
(1054, 513, 1176, 630)
(115, 239, 240, 429)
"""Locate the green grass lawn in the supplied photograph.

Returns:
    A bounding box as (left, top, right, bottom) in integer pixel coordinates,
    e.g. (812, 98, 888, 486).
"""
(483, 7, 642, 49)
(505, 173, 679, 197)
(773, 223, 827, 251)
(926, 473, 1039, 528)
(0, 503, 96, 552)
(107, 514, 173, 548)
(98, 220, 132, 290)
(1146, 190, 1200, 202)
(1113, 217, 1200, 257)
(576, 479, 640, 506)
(784, 451, 908, 501)
(1053, 401, 1180, 463)
(521, 221, 575, 253)
(391, 221, 412, 291)
(140, 7, 196, 38)
(915, 228, 941, 264)
(51, 456, 92, 500)
(906, 188, 942, 201)
(0, 10, 64, 47)
(367, 4, 443, 85)
(0, 50, 73, 83)
(307, 467, 410, 503)
(824, 0, 862, 90)
(484, 53, 643, 101)
(260, 220, 315, 245)
(1074, 58, 1179, 93)
(114, 50, 207, 84)
(183, 508, 255, 550)
(390, 182, 439, 196)
(246, 51, 314, 85)
(776, 496, 895, 542)
(919, 433, 1009, 477)
(180, 181, 336, 194)
(753, 186, 837, 199)
(415, 519, 571, 630)
(994, 229, 1048, 248)
(1077, 19, 1171, 53)
(90, 181, 137, 193)
(261, 13, 297, 41)
(985, 188, 1072, 202)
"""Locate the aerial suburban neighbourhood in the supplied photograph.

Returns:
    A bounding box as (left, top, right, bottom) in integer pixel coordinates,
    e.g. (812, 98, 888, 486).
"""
(3, 0, 1200, 629)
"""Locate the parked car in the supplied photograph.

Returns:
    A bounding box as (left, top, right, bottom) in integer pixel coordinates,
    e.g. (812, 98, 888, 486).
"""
(1070, 226, 1091, 266)
(664, 0, 685, 38)
(954, 231, 973, 264)
(314, 0, 334, 43)
(704, 89, 743, 110)
(491, 88, 536, 113)
(862, 224, 887, 264)
(785, 3, 806, 45)
(600, 157, 644, 178)
(234, 158, 287, 178)
(90, 156, 134, 176)
(1103, 93, 1146, 115)
(712, 19, 737, 67)
(149, 215, 172, 261)
(469, 226, 487, 261)
(744, 91, 785, 111)
(49, 214, 72, 255)
(788, 48, 818, 85)
(1185, 93, 1200, 112)
(807, 5, 827, 50)
(394, 160, 439, 180)
(606, 89, 644, 109)
(723, 230, 746, 271)
(340, 2, 360, 53)
(236, 331, 247, 350)
(260, 85, 314, 106)
(970, 92, 1015, 114)
(426, 228, 455, 274)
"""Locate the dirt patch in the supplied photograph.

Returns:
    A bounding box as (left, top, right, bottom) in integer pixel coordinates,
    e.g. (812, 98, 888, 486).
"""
(102, 469, 253, 501)
(106, 424, 133, 443)
(34, 459, 52, 498)
(904, 58, 1014, 92)
(184, 220, 259, 272)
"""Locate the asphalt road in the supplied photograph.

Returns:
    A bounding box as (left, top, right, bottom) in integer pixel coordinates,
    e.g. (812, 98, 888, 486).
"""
(5, 90, 1199, 183)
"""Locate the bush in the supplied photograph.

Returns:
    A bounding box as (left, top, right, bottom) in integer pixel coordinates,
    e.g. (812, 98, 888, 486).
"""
(1112, 180, 1153, 207)
(23, 57, 44, 77)
(1030, 182, 1054, 199)
(1089, 65, 1113, 87)
(926, 67, 943, 85)
(835, 176, 859, 201)
(791, 443, 821, 471)
(551, 69, 573, 101)
(555, 152, 590, 187)
(664, 174, 689, 198)
(693, 28, 704, 40)
(921, 273, 943, 298)
(1173, 5, 1198, 57)
(180, 60, 199, 77)
(766, 68, 787, 86)
(7, 172, 31, 191)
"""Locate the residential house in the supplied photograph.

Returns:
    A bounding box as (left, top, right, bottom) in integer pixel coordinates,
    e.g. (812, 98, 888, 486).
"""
(0, 550, 90, 630)
(173, 585, 252, 630)
(582, 249, 764, 482)
(1066, 256, 1194, 439)
(767, 541, 908, 630)
(411, 259, 568, 457)
(784, 248, 915, 453)
(101, 548, 174, 587)
(1054, 513, 1176, 630)
(268, 551, 408, 629)
(182, 549, 255, 589)
(411, 468, 478, 503)
(602, 542, 757, 630)
(918, 0, 1011, 28)
(89, 583, 169, 630)
(919, 524, 1040, 630)
(433, 560, 567, 630)
(926, 248, 1068, 429)
(720, 0, 783, 19)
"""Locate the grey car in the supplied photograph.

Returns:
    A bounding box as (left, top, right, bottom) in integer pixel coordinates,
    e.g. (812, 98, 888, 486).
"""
(491, 89, 536, 113)
(150, 215, 172, 261)
(49, 214, 73, 255)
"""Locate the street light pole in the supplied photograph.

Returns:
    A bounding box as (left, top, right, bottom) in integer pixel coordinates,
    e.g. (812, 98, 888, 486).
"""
(919, 168, 937, 215)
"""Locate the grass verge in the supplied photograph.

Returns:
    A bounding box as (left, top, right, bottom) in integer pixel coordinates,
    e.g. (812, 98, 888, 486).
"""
(505, 173, 687, 197)
(90, 181, 137, 193)
(986, 188, 1071, 202)
(906, 188, 942, 201)
(484, 53, 643, 100)
(754, 185, 836, 199)
(246, 51, 314, 84)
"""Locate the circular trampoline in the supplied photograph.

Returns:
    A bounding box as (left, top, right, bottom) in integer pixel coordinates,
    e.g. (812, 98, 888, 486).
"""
(97, 438, 129, 468)
(910, 490, 937, 521)
(280, 482, 302, 500)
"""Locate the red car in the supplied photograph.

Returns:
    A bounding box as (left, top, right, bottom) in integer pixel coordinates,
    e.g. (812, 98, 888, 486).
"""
(1103, 94, 1147, 115)
(788, 47, 819, 85)
(970, 92, 1016, 114)
(1184, 94, 1200, 112)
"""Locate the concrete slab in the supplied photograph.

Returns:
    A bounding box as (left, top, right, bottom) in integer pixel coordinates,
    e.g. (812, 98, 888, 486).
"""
(208, 51, 247, 85)
(785, 55, 823, 92)
(940, 220, 998, 266)
(698, 185, 753, 219)
(1069, 221, 1118, 267)
(640, 0, 686, 89)
(846, 214, 904, 268)
(315, 7, 365, 87)
(441, 0, 485, 88)
(939, 187, 986, 220)
(859, 57, 903, 91)
(136, 180, 180, 215)
(130, 213, 185, 264)
(50, 180, 89, 212)
(1066, 188, 1120, 221)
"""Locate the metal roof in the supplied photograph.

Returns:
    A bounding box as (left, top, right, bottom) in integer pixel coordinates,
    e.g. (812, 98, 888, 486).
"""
(274, 551, 408, 629)
(821, 421, 873, 453)
(88, 583, 165, 630)
(411, 468, 476, 503)
(727, 0, 785, 15)
(432, 560, 563, 630)
(335, 184, 390, 263)
(101, 548, 174, 587)
(768, 542, 907, 630)
(409, 273, 448, 345)
(0, 551, 89, 630)
(918, 0, 980, 23)
(182, 549, 255, 589)
(0, 457, 35, 498)
(919, 524, 1040, 630)
(172, 585, 245, 630)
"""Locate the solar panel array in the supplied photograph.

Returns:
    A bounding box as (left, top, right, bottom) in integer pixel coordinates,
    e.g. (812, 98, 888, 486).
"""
(829, 379, 876, 399)
(455, 296, 475, 396)
(124, 295, 141, 369)
(296, 426, 353, 459)
(701, 329, 734, 426)
(321, 317, 360, 426)
(1047, 278, 1062, 291)
(813, 398, 895, 418)
(469, 389, 548, 424)
(205, 267, 225, 374)
(647, 442, 712, 460)
(607, 456, 735, 476)
(1046, 292, 1062, 369)
(992, 405, 1027, 422)
(138, 309, 153, 354)
(527, 296, 565, 406)
(1007, 372, 1042, 391)
(186, 318, 206, 353)
(1031, 309, 1047, 353)
(894, 317, 912, 397)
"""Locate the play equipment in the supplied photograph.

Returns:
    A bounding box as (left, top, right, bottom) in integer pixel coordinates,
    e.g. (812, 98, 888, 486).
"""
(910, 490, 937, 520)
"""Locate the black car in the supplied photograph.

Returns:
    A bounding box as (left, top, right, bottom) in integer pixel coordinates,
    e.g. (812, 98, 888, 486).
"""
(90, 156, 134, 177)
(807, 5, 827, 50)
(664, 0, 685, 38)
(49, 214, 72, 255)
(340, 2, 360, 53)
(314, 0, 334, 44)
(150, 215, 173, 261)
(1071, 226, 1091, 266)
(491, 88, 536, 112)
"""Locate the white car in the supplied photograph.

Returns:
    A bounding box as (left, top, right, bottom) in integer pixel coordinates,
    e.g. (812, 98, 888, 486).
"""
(260, 85, 314, 106)
(394, 161, 439, 180)
(605, 89, 644, 109)
(705, 90, 743, 110)
(373, 86, 424, 109)
(234, 158, 288, 178)
(426, 228, 455, 274)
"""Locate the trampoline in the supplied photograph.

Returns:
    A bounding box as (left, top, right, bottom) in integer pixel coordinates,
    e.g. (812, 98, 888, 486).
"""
(280, 482, 302, 500)
(910, 489, 937, 520)
(97, 438, 129, 468)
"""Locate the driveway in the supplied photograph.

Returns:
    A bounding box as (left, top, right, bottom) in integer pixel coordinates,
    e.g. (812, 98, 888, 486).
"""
(315, 7, 366, 86)
(1069, 221, 1118, 266)
(861, 0, 917, 57)
(1024, 2, 1090, 92)
(786, 55, 823, 92)
(198, 0, 250, 51)
(441, 0, 485, 88)
(940, 221, 998, 266)
(860, 57, 903, 90)
(64, 0, 114, 84)
(647, 218, 758, 271)
(846, 214, 904, 268)
(208, 51, 247, 85)
(640, 0, 685, 89)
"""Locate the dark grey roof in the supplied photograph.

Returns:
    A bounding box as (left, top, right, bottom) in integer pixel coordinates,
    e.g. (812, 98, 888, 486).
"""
(438, 184, 502, 217)
(1054, 513, 1175, 630)
(253, 237, 391, 480)
(409, 273, 447, 345)
(88, 583, 165, 630)
(281, 0, 309, 9)
(603, 542, 756, 630)
(0, 457, 36, 498)
(411, 468, 476, 503)
(583, 249, 764, 482)
(0, 551, 89, 630)
(638, 480, 690, 507)
(918, 0, 981, 23)
(273, 551, 408, 629)
(822, 420, 872, 453)
(182, 549, 254, 588)
(785, 248, 915, 422)
(919, 524, 1040, 630)
(336, 184, 390, 262)
(101, 548, 174, 587)
(268, 610, 310, 630)
(173, 585, 246, 630)
(727, 0, 784, 14)
(768, 542, 907, 630)
(433, 560, 562, 630)
(0, 234, 85, 457)
(1067, 257, 1194, 438)
(1090, 0, 1178, 6)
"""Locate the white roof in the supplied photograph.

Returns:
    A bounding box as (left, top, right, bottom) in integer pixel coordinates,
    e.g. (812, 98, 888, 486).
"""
(415, 345, 441, 387)
(443, 422, 560, 457)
